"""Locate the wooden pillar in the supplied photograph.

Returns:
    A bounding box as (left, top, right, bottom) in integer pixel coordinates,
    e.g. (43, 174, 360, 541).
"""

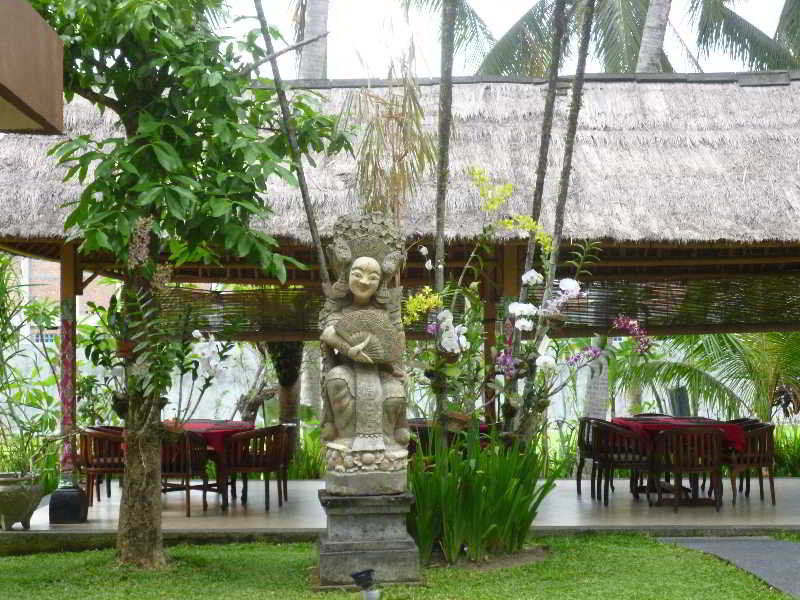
(58, 242, 80, 483)
(501, 242, 520, 298)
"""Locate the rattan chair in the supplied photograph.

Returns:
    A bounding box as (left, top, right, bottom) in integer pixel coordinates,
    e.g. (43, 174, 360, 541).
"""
(79, 428, 125, 506)
(728, 423, 775, 505)
(221, 425, 289, 511)
(650, 427, 724, 512)
(161, 431, 210, 518)
(592, 420, 652, 506)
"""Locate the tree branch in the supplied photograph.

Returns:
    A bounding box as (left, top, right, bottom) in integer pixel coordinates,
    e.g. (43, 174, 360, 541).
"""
(240, 32, 330, 77)
(252, 0, 331, 288)
(73, 86, 122, 114)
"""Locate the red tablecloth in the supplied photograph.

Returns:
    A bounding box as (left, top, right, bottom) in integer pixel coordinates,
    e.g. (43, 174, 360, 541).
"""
(166, 420, 254, 455)
(611, 417, 747, 451)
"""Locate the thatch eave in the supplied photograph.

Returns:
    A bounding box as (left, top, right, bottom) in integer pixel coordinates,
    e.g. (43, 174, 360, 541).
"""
(2, 74, 800, 248)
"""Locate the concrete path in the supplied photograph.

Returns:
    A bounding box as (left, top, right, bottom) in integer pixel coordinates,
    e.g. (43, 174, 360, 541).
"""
(659, 536, 800, 598)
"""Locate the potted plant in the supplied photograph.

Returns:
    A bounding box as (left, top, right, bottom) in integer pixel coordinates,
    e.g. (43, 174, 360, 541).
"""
(0, 425, 49, 531)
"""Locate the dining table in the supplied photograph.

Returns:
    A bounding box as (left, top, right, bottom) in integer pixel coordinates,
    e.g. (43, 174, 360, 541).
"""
(171, 419, 255, 455)
(163, 419, 255, 492)
(609, 416, 750, 505)
(611, 416, 747, 451)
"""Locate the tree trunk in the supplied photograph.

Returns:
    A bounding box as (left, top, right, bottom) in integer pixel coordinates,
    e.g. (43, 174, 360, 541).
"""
(231, 342, 276, 422)
(433, 0, 457, 438)
(117, 422, 164, 567)
(517, 0, 568, 308)
(300, 342, 322, 417)
(583, 338, 608, 419)
(434, 0, 456, 294)
(636, 0, 672, 72)
(116, 275, 166, 566)
(298, 0, 329, 79)
(267, 341, 303, 447)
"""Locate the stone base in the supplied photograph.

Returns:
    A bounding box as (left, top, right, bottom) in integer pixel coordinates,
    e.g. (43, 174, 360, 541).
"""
(48, 486, 88, 524)
(325, 470, 407, 496)
(318, 490, 421, 586)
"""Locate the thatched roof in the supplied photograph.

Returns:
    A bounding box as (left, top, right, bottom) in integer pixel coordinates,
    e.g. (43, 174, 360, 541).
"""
(3, 72, 800, 245)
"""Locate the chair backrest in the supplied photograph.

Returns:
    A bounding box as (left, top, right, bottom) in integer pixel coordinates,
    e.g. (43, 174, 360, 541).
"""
(80, 428, 125, 470)
(577, 417, 603, 456)
(734, 423, 775, 466)
(224, 425, 288, 471)
(653, 427, 723, 471)
(161, 431, 207, 476)
(591, 420, 650, 463)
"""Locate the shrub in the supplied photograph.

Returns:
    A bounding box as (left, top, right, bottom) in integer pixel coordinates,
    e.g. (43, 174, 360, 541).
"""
(774, 424, 800, 477)
(408, 427, 556, 564)
(287, 427, 326, 480)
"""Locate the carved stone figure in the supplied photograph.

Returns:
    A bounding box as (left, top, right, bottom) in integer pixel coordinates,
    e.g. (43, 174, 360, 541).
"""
(319, 213, 409, 495)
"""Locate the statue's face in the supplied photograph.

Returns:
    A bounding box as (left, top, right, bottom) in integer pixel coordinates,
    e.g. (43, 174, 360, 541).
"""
(348, 256, 381, 304)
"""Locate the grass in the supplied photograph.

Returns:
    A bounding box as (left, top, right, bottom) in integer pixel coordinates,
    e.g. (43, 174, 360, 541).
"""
(0, 534, 788, 599)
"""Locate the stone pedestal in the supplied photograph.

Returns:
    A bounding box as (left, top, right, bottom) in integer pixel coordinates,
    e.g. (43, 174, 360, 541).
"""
(318, 490, 421, 587)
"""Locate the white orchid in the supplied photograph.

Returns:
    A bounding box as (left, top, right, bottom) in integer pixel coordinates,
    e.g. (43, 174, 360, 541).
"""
(514, 318, 534, 331)
(558, 278, 580, 294)
(521, 269, 544, 285)
(535, 354, 557, 370)
(508, 302, 538, 317)
(191, 329, 203, 339)
(424, 259, 433, 271)
(418, 245, 429, 257)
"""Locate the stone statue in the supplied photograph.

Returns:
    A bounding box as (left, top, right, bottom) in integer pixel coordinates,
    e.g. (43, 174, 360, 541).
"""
(319, 213, 409, 495)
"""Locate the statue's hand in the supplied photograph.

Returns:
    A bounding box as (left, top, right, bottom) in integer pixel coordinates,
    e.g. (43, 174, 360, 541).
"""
(347, 335, 373, 364)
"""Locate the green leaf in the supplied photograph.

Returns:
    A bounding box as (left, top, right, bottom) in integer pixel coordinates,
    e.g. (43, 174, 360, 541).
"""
(151, 141, 181, 172)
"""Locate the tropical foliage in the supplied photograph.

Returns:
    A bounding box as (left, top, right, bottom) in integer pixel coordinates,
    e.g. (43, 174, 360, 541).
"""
(408, 428, 557, 564)
(617, 333, 800, 422)
(406, 0, 800, 75)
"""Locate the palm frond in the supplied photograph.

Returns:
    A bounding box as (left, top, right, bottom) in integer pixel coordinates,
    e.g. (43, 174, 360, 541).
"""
(776, 0, 800, 56)
(477, 0, 565, 77)
(592, 0, 648, 73)
(689, 0, 799, 70)
(290, 0, 307, 44)
(401, 0, 495, 63)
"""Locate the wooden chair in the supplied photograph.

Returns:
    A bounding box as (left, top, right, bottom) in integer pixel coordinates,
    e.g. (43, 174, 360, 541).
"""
(591, 420, 651, 506)
(161, 431, 209, 518)
(79, 428, 125, 506)
(576, 417, 602, 498)
(650, 427, 724, 512)
(221, 425, 289, 512)
(728, 423, 775, 505)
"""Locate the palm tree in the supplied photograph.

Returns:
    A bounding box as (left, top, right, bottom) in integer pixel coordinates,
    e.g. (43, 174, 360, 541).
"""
(408, 1, 800, 76)
(617, 333, 800, 422)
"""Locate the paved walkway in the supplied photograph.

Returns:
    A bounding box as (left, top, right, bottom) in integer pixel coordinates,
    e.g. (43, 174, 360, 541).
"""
(21, 477, 800, 534)
(660, 537, 800, 598)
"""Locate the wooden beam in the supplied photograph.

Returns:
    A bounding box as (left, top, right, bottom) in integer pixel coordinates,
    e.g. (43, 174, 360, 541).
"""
(550, 321, 800, 338)
(577, 255, 800, 269)
(582, 270, 800, 283)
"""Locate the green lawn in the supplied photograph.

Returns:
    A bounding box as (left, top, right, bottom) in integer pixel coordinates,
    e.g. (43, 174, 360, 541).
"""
(0, 534, 787, 599)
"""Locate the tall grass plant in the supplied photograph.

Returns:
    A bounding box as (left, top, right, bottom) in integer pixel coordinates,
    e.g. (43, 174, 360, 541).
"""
(408, 426, 556, 564)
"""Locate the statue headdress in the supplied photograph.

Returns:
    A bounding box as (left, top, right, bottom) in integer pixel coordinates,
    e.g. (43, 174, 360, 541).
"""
(324, 213, 405, 302)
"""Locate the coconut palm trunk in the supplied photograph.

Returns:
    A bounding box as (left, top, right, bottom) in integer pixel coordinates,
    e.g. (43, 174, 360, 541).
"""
(432, 0, 457, 439)
(636, 0, 672, 72)
(298, 0, 329, 79)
